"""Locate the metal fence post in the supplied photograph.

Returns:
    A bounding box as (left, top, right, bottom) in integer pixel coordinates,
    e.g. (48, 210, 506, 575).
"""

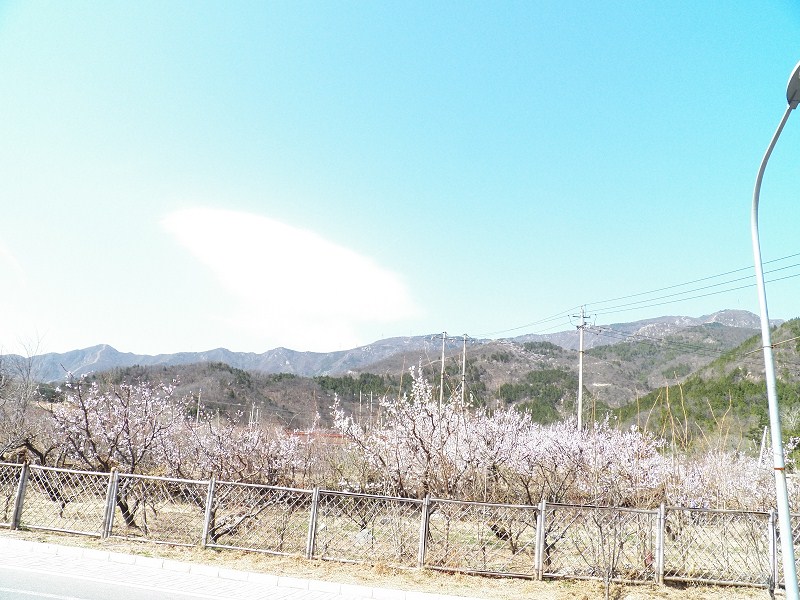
(306, 486, 320, 559)
(417, 495, 431, 568)
(101, 468, 119, 538)
(201, 476, 217, 547)
(10, 462, 29, 530)
(769, 508, 777, 594)
(534, 499, 546, 580)
(655, 503, 665, 584)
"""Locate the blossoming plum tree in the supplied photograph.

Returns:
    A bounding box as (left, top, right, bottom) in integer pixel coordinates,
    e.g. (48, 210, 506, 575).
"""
(24, 367, 790, 515)
(52, 377, 186, 474)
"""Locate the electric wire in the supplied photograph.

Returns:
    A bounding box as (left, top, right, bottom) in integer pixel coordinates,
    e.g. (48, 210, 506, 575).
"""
(585, 326, 731, 358)
(584, 323, 800, 370)
(589, 265, 800, 316)
(586, 252, 800, 308)
(478, 308, 579, 337)
(480, 251, 799, 338)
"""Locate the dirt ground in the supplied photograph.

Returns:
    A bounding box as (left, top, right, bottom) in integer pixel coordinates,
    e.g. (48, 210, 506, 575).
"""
(0, 529, 776, 600)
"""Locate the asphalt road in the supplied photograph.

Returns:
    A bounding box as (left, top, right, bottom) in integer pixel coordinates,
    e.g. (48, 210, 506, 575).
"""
(0, 537, 404, 600)
(0, 557, 321, 600)
(0, 566, 230, 600)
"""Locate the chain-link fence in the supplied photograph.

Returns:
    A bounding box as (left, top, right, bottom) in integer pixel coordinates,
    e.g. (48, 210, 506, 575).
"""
(0, 462, 23, 526)
(206, 481, 311, 555)
(20, 465, 110, 536)
(663, 507, 772, 587)
(774, 512, 798, 589)
(425, 499, 538, 576)
(540, 503, 657, 583)
(311, 491, 423, 567)
(4, 462, 798, 592)
(109, 474, 208, 546)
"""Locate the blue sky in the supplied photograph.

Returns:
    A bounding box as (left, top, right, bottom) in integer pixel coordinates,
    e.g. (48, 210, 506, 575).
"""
(1, 2, 799, 355)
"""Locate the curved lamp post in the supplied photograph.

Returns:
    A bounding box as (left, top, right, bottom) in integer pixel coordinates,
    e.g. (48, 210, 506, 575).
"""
(752, 60, 800, 599)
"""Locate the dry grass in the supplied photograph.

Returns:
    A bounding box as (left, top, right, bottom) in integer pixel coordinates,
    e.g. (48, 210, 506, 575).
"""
(0, 529, 774, 600)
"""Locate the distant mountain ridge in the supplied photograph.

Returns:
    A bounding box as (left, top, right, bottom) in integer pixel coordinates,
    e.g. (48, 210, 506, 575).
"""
(6, 309, 775, 383)
(511, 309, 768, 351)
(15, 336, 461, 383)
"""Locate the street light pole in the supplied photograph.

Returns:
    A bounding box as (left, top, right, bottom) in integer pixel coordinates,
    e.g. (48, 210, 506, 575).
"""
(752, 60, 800, 600)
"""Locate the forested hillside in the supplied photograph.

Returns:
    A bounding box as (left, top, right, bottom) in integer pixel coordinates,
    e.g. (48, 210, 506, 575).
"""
(614, 318, 800, 451)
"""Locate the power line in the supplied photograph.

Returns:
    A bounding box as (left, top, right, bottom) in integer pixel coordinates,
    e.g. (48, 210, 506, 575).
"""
(475, 251, 799, 340)
(477, 310, 577, 337)
(590, 265, 800, 316)
(585, 326, 735, 359)
(593, 271, 800, 318)
(587, 252, 800, 308)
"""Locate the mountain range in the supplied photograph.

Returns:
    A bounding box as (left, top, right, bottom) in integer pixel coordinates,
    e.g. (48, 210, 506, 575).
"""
(7, 308, 800, 441)
(4, 308, 798, 449)
(7, 309, 769, 384)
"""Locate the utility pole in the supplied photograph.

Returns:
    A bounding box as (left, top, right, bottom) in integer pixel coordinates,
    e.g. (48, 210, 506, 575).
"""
(195, 388, 202, 427)
(248, 402, 260, 428)
(461, 334, 467, 406)
(573, 306, 588, 430)
(439, 332, 447, 410)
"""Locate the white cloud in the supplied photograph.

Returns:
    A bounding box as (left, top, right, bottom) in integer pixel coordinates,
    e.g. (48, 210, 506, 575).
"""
(160, 207, 419, 350)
